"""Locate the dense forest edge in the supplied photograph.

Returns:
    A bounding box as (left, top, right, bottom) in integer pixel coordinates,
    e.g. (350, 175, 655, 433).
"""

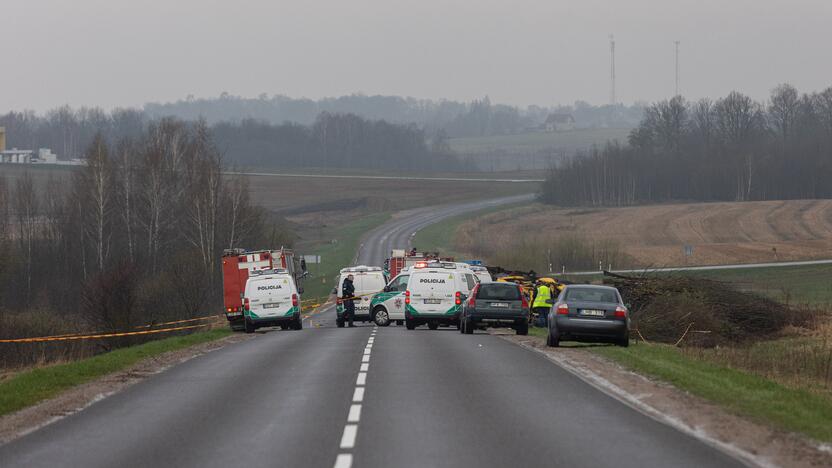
(541, 84, 832, 205)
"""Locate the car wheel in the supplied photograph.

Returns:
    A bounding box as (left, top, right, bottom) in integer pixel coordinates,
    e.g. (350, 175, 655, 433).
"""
(244, 318, 255, 334)
(336, 318, 345, 328)
(405, 319, 416, 330)
(516, 320, 528, 336)
(428, 322, 439, 331)
(464, 317, 474, 335)
(546, 327, 559, 347)
(293, 316, 303, 330)
(617, 334, 629, 347)
(373, 307, 390, 327)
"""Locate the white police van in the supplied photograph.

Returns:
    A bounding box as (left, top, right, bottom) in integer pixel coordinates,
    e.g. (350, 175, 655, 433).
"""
(243, 268, 302, 333)
(371, 261, 478, 330)
(335, 266, 387, 328)
(466, 264, 493, 283)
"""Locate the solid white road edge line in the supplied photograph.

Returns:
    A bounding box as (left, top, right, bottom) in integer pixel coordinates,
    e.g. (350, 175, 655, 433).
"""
(506, 337, 772, 468)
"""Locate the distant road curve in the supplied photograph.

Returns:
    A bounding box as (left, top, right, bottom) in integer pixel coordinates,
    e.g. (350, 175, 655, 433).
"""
(566, 258, 832, 276)
(224, 171, 545, 183)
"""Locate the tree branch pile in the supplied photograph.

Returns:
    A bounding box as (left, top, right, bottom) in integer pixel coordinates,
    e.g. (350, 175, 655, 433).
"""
(604, 272, 803, 346)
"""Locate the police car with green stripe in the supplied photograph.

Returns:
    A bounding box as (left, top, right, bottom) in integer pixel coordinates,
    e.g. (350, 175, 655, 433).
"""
(370, 261, 478, 330)
(335, 266, 387, 327)
(242, 268, 302, 333)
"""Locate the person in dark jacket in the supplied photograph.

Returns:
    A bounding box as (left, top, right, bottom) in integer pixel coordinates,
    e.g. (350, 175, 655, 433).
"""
(342, 274, 356, 327)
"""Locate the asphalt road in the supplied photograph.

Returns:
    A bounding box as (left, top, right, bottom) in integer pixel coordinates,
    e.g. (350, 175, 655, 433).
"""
(0, 195, 746, 468)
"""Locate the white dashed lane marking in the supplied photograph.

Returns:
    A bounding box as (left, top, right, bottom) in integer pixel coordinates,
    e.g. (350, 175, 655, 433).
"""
(334, 327, 376, 468)
(334, 454, 352, 468)
(340, 425, 358, 449)
(348, 404, 362, 423)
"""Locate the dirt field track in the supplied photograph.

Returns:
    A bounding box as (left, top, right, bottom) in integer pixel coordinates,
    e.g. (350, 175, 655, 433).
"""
(469, 200, 832, 267)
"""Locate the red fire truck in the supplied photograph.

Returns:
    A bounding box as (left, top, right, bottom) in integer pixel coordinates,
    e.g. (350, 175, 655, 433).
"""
(221, 248, 304, 331)
(385, 249, 454, 278)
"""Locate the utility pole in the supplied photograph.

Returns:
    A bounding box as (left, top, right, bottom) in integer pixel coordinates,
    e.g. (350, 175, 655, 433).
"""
(609, 34, 616, 106)
(674, 40, 680, 97)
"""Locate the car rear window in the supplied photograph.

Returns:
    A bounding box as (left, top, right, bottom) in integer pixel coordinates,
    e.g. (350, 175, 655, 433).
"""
(358, 274, 386, 292)
(477, 284, 521, 301)
(565, 288, 618, 303)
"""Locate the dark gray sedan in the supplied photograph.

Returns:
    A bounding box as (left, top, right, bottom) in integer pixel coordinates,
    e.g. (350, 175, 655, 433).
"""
(460, 282, 530, 335)
(547, 285, 629, 347)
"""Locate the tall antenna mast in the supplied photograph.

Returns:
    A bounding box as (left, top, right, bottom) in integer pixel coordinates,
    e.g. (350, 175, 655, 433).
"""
(609, 34, 616, 105)
(674, 40, 680, 96)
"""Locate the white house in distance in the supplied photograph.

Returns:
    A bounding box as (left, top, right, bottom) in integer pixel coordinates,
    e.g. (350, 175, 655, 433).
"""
(0, 126, 64, 164)
(543, 114, 576, 132)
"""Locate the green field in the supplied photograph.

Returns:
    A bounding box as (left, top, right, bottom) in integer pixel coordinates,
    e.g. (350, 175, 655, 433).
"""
(686, 264, 832, 306)
(449, 128, 631, 154)
(299, 213, 391, 300)
(0, 328, 232, 417)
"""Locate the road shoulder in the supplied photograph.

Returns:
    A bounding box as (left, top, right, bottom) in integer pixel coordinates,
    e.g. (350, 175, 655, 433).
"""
(495, 331, 832, 468)
(0, 332, 252, 445)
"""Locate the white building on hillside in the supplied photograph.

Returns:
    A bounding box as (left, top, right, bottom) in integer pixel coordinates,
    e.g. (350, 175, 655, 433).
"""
(1, 149, 34, 164)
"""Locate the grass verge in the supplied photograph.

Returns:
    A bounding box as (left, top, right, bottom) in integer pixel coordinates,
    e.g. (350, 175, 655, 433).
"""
(0, 328, 232, 417)
(301, 212, 391, 299)
(593, 344, 832, 442)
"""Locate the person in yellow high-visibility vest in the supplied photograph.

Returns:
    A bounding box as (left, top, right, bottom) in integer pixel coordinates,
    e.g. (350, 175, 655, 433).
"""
(531, 281, 552, 327)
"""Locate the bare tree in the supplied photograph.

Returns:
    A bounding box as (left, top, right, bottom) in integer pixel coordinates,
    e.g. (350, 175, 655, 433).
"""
(78, 135, 115, 272)
(116, 139, 138, 263)
(768, 83, 800, 145)
(183, 121, 223, 276)
(14, 174, 39, 306)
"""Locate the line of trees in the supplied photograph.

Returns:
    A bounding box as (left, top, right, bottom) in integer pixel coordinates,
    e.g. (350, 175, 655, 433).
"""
(541, 84, 832, 206)
(0, 109, 462, 171)
(213, 112, 463, 170)
(0, 119, 278, 366)
(144, 93, 645, 137)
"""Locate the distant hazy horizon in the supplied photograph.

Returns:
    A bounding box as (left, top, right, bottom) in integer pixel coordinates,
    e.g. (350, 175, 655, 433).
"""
(2, 0, 831, 113)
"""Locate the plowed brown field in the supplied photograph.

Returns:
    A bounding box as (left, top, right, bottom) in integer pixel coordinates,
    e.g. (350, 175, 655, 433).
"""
(470, 200, 832, 267)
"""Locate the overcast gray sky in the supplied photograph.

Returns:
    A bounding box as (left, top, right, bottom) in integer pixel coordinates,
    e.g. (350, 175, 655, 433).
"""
(2, 0, 831, 112)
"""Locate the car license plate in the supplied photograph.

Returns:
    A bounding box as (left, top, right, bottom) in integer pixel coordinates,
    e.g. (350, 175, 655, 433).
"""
(424, 299, 442, 304)
(490, 302, 509, 308)
(263, 303, 281, 309)
(580, 309, 605, 317)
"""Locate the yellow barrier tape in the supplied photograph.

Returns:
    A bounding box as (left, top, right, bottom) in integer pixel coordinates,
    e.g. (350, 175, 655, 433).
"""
(0, 323, 214, 344)
(339, 290, 383, 302)
(5, 315, 224, 342)
(1, 302, 336, 344)
(135, 315, 224, 329)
